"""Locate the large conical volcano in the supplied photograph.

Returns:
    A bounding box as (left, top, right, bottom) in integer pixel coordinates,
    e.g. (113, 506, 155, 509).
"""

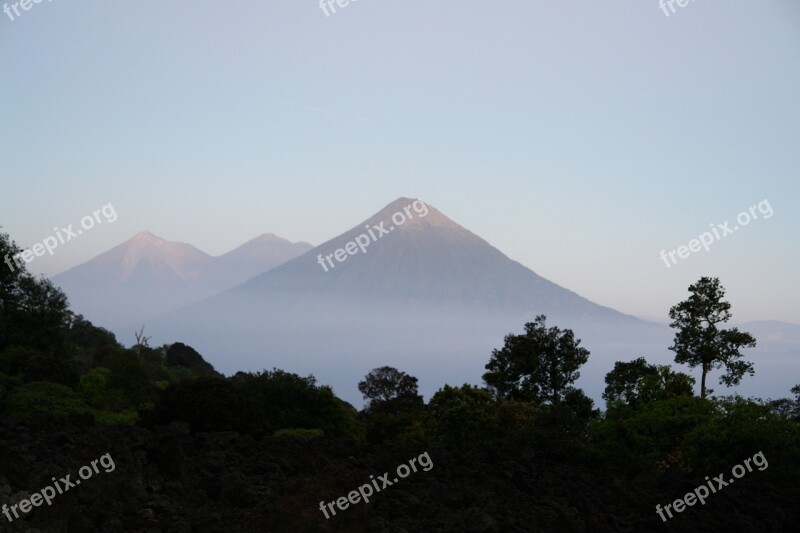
(144, 198, 664, 405)
(234, 197, 627, 320)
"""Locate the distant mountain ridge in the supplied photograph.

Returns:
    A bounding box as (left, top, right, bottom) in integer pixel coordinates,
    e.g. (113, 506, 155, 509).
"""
(52, 231, 312, 329)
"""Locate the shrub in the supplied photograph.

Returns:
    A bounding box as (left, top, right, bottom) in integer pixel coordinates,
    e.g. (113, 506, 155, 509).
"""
(78, 368, 110, 408)
(7, 381, 91, 420)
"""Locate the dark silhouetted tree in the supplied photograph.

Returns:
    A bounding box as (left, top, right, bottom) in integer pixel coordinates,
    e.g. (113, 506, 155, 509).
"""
(427, 384, 500, 449)
(358, 367, 423, 443)
(165, 342, 219, 377)
(235, 369, 358, 436)
(0, 232, 76, 383)
(603, 357, 695, 408)
(483, 315, 589, 405)
(668, 277, 756, 399)
(358, 366, 420, 408)
(768, 384, 800, 424)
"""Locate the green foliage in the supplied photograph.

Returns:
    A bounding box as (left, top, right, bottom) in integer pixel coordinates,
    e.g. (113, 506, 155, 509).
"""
(235, 369, 361, 437)
(6, 276, 72, 353)
(362, 408, 425, 445)
(65, 314, 120, 372)
(560, 387, 598, 432)
(603, 357, 656, 407)
(427, 384, 500, 449)
(0, 233, 80, 386)
(644, 366, 695, 403)
(591, 395, 715, 474)
(77, 366, 140, 424)
(767, 384, 800, 423)
(0, 232, 72, 357)
(272, 428, 324, 441)
(356, 367, 424, 444)
(425, 384, 594, 457)
(521, 390, 596, 461)
(682, 396, 800, 480)
(165, 342, 219, 377)
(0, 231, 245, 426)
(593, 393, 800, 479)
(327, 394, 366, 442)
(65, 314, 119, 349)
(148, 370, 364, 440)
(104, 349, 158, 408)
(357, 367, 424, 444)
(669, 277, 757, 398)
(483, 315, 589, 405)
(603, 358, 695, 408)
(495, 400, 540, 446)
(0, 345, 78, 386)
(78, 368, 110, 408)
(7, 381, 91, 420)
(0, 346, 43, 377)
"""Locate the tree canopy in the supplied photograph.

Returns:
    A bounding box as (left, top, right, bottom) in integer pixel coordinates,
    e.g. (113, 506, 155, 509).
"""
(358, 366, 420, 407)
(603, 357, 695, 408)
(483, 315, 589, 405)
(668, 277, 756, 398)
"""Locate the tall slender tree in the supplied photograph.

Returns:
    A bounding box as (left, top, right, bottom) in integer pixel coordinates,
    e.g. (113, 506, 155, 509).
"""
(668, 277, 756, 399)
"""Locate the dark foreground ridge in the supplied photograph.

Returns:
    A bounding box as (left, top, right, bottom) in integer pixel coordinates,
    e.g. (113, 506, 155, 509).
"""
(1, 416, 797, 532)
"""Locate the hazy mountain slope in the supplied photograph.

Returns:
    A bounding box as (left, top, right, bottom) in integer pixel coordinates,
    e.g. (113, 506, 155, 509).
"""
(205, 233, 312, 293)
(52, 231, 311, 329)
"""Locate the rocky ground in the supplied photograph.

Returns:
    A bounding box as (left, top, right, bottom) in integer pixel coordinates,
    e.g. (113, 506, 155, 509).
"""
(0, 416, 796, 532)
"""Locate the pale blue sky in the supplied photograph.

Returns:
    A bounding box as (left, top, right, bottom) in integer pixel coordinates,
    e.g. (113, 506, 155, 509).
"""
(1, 0, 798, 323)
